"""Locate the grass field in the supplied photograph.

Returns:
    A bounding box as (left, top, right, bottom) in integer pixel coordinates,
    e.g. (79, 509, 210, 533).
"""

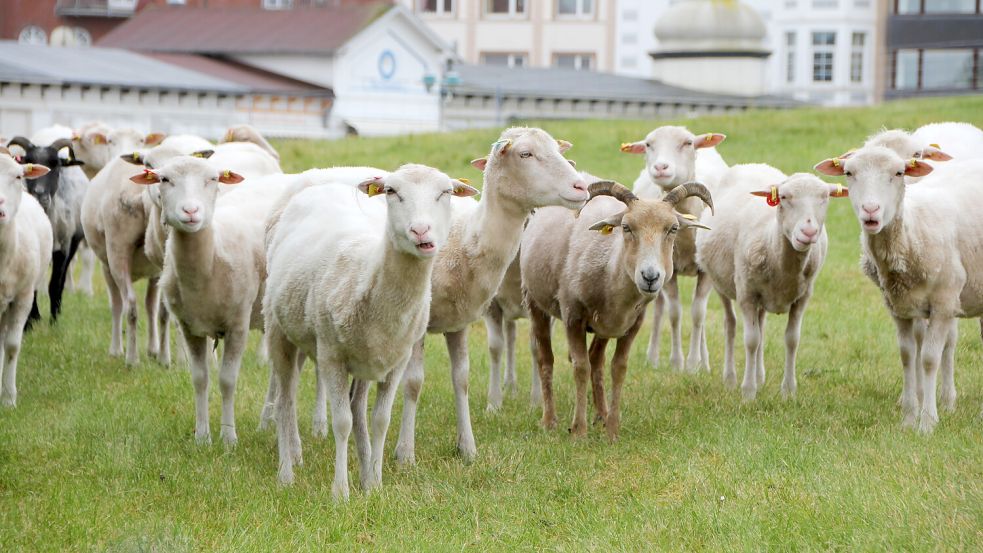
(3, 96, 983, 551)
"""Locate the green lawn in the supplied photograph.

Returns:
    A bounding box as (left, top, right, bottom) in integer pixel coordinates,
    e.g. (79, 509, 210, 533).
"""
(3, 96, 983, 551)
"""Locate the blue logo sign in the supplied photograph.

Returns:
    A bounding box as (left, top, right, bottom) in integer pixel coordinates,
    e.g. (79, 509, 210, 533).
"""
(378, 50, 396, 81)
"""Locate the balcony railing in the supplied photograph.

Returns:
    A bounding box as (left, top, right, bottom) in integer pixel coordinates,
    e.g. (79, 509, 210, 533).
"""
(55, 0, 139, 18)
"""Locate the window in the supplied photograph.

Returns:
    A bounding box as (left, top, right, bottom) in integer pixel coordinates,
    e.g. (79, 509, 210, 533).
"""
(166, 0, 186, 5)
(622, 9, 638, 19)
(558, 0, 594, 18)
(896, 0, 921, 12)
(74, 27, 92, 47)
(622, 33, 638, 45)
(486, 0, 526, 16)
(896, 0, 978, 13)
(620, 56, 638, 68)
(263, 0, 293, 9)
(894, 49, 920, 89)
(812, 31, 835, 82)
(18, 25, 46, 45)
(481, 52, 527, 67)
(812, 0, 838, 7)
(850, 32, 865, 83)
(553, 53, 594, 71)
(923, 49, 974, 88)
(785, 32, 796, 83)
(419, 0, 454, 14)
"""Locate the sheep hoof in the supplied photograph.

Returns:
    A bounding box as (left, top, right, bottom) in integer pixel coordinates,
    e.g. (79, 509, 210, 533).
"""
(723, 371, 737, 389)
(395, 443, 416, 466)
(221, 429, 238, 448)
(900, 412, 918, 430)
(485, 400, 502, 413)
(780, 387, 797, 401)
(1, 396, 15, 408)
(568, 421, 588, 438)
(505, 382, 518, 398)
(669, 356, 684, 372)
(195, 431, 212, 445)
(940, 390, 957, 413)
(278, 466, 295, 487)
(741, 386, 757, 402)
(457, 440, 477, 464)
(332, 482, 350, 502)
(541, 415, 557, 431)
(311, 419, 329, 439)
(916, 412, 938, 434)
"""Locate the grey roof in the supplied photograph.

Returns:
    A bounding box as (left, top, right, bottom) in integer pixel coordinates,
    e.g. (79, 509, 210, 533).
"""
(453, 64, 799, 108)
(0, 42, 247, 94)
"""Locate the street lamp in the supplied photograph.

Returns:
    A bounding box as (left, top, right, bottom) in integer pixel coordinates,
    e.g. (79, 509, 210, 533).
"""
(423, 59, 461, 132)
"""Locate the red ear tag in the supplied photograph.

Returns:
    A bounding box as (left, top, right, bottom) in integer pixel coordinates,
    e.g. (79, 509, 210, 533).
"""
(766, 186, 780, 207)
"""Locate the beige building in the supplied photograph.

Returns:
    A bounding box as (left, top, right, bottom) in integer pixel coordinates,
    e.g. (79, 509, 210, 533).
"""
(396, 0, 618, 72)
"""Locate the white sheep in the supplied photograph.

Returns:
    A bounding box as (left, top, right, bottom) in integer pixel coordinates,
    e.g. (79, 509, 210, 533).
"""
(816, 148, 983, 432)
(264, 165, 477, 498)
(696, 165, 848, 400)
(620, 125, 727, 372)
(0, 153, 54, 407)
(392, 127, 590, 464)
(220, 124, 281, 161)
(72, 123, 165, 180)
(521, 181, 713, 438)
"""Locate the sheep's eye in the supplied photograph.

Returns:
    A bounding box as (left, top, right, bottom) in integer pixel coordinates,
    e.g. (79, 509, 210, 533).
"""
(160, 177, 170, 184)
(16, 175, 22, 180)
(519, 151, 533, 159)
(684, 140, 694, 147)
(668, 224, 679, 234)
(895, 171, 904, 177)
(385, 187, 396, 195)
(622, 224, 631, 234)
(780, 195, 788, 201)
(845, 171, 853, 177)
(912, 152, 921, 158)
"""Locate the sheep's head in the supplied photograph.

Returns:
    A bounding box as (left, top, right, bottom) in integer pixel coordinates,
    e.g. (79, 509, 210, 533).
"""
(356, 164, 477, 258)
(862, 128, 953, 163)
(815, 146, 931, 234)
(6, 136, 83, 214)
(588, 180, 712, 296)
(128, 156, 242, 233)
(470, 127, 588, 210)
(0, 153, 49, 224)
(221, 124, 280, 160)
(73, 124, 164, 172)
(750, 173, 848, 252)
(620, 126, 725, 191)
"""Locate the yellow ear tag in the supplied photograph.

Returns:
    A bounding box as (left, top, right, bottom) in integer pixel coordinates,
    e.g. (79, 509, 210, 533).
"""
(909, 159, 918, 168)
(930, 143, 940, 149)
(835, 183, 843, 196)
(771, 187, 778, 202)
(223, 170, 231, 179)
(831, 158, 840, 167)
(25, 163, 33, 173)
(132, 152, 141, 161)
(600, 225, 614, 235)
(367, 182, 383, 196)
(225, 131, 234, 142)
(680, 213, 698, 221)
(456, 177, 471, 184)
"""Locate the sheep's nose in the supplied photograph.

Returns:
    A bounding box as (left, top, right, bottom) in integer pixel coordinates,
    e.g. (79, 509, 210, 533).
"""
(0, 197, 5, 205)
(571, 179, 587, 193)
(654, 162, 669, 171)
(409, 224, 431, 239)
(183, 206, 199, 215)
(801, 226, 818, 238)
(641, 268, 661, 284)
(862, 203, 879, 215)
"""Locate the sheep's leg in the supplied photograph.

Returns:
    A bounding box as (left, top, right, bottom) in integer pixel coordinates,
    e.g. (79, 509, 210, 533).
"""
(646, 293, 665, 367)
(893, 317, 919, 429)
(781, 298, 808, 400)
(913, 318, 926, 404)
(350, 379, 372, 491)
(157, 300, 171, 366)
(145, 277, 161, 360)
(48, 250, 69, 321)
(686, 272, 713, 373)
(665, 276, 685, 371)
(317, 348, 353, 501)
(607, 316, 642, 441)
(218, 328, 248, 447)
(504, 318, 518, 398)
(182, 332, 211, 445)
(25, 293, 40, 331)
(271, 322, 302, 484)
(529, 327, 543, 407)
(529, 302, 556, 429)
(0, 293, 32, 407)
(484, 303, 506, 412)
(917, 318, 951, 434)
(258, 333, 278, 431)
(312, 353, 330, 439)
(368, 359, 409, 491)
(721, 296, 737, 389)
(739, 301, 762, 401)
(565, 321, 590, 438)
(939, 320, 958, 413)
(756, 309, 767, 386)
(106, 243, 139, 366)
(395, 337, 425, 465)
(102, 264, 124, 358)
(446, 329, 477, 462)
(77, 243, 97, 296)
(588, 336, 609, 424)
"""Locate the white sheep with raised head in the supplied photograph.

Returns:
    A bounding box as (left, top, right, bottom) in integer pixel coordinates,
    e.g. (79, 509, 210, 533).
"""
(816, 147, 983, 433)
(263, 165, 477, 498)
(521, 180, 713, 438)
(620, 125, 727, 372)
(697, 165, 848, 400)
(0, 152, 53, 407)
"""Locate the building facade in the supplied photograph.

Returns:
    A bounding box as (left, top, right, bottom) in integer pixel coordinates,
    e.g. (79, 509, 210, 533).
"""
(885, 0, 983, 98)
(396, 0, 619, 72)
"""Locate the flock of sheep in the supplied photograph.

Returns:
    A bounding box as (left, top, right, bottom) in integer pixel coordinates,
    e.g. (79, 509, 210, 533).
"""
(0, 118, 981, 500)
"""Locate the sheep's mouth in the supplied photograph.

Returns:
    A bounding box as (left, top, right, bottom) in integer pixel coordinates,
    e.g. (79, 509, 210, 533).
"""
(415, 241, 436, 254)
(861, 218, 881, 232)
(0, 211, 7, 221)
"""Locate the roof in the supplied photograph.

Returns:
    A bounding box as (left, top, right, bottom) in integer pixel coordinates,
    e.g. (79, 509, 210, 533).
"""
(98, 3, 393, 55)
(0, 41, 331, 96)
(452, 64, 799, 108)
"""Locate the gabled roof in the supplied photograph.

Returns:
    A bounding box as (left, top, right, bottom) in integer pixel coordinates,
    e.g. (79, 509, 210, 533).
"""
(97, 2, 393, 55)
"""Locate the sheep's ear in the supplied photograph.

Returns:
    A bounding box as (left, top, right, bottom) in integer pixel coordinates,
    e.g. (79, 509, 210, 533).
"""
(676, 212, 710, 230)
(695, 133, 726, 149)
(905, 159, 933, 177)
(89, 132, 108, 145)
(451, 178, 479, 197)
(120, 152, 144, 165)
(838, 149, 856, 160)
(492, 139, 512, 156)
(130, 169, 159, 185)
(750, 186, 781, 206)
(144, 133, 166, 146)
(588, 212, 625, 234)
(0, 146, 10, 157)
(567, 159, 577, 168)
(218, 170, 244, 185)
(356, 176, 386, 197)
(828, 183, 849, 198)
(60, 157, 84, 167)
(922, 144, 952, 161)
(619, 141, 645, 154)
(191, 149, 214, 159)
(22, 163, 50, 179)
(814, 158, 846, 176)
(470, 157, 488, 171)
(556, 139, 572, 153)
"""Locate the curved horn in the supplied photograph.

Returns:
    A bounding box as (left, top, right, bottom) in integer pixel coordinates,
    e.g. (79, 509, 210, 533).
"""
(588, 180, 636, 206)
(663, 181, 714, 214)
(6, 136, 34, 151)
(49, 138, 73, 152)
